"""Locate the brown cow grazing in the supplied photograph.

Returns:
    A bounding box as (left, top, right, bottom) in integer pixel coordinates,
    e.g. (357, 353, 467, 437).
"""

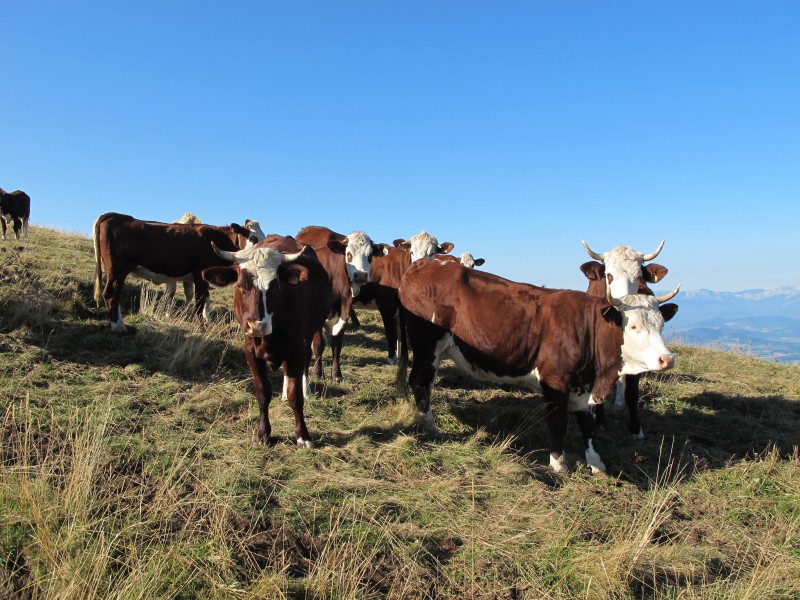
(93, 212, 262, 333)
(398, 258, 679, 475)
(580, 240, 678, 439)
(201, 237, 332, 447)
(295, 226, 388, 381)
(0, 189, 31, 240)
(352, 231, 456, 364)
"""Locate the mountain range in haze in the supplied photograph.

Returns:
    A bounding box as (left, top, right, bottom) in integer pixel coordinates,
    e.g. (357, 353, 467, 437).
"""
(661, 284, 800, 365)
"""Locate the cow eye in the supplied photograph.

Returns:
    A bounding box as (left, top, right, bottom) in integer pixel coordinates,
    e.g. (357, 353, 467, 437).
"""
(606, 273, 614, 284)
(346, 252, 353, 263)
(368, 255, 373, 263)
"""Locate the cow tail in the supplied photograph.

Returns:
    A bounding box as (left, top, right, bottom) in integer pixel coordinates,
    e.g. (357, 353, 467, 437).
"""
(92, 214, 104, 308)
(394, 306, 410, 398)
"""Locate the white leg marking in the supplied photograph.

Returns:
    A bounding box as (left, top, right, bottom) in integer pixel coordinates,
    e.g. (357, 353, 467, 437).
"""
(418, 408, 438, 432)
(550, 454, 570, 474)
(302, 374, 309, 399)
(331, 317, 346, 337)
(633, 428, 645, 441)
(613, 378, 626, 410)
(281, 374, 289, 400)
(585, 440, 607, 475)
(296, 437, 314, 449)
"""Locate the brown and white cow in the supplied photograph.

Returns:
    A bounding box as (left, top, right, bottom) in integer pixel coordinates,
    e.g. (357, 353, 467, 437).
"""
(93, 212, 262, 333)
(294, 225, 388, 381)
(352, 231, 457, 364)
(579, 240, 678, 439)
(434, 252, 485, 268)
(398, 258, 679, 475)
(201, 236, 332, 448)
(0, 189, 31, 240)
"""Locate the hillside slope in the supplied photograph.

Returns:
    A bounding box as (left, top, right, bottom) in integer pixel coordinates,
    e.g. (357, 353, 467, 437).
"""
(1, 227, 799, 599)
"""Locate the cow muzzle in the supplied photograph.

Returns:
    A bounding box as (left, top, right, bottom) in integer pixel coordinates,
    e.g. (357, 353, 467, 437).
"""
(655, 353, 675, 371)
(244, 319, 272, 337)
(351, 271, 369, 285)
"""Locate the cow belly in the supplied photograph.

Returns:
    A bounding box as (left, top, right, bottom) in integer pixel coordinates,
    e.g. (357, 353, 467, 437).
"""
(439, 334, 598, 412)
(437, 334, 544, 393)
(132, 266, 192, 285)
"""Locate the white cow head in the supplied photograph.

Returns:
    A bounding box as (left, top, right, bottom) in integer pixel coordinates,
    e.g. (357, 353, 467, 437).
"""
(459, 252, 485, 268)
(611, 285, 681, 375)
(395, 231, 455, 263)
(582, 240, 665, 299)
(328, 231, 388, 297)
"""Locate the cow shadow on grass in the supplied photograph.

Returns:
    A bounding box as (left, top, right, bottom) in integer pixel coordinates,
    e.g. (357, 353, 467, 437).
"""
(443, 384, 800, 491)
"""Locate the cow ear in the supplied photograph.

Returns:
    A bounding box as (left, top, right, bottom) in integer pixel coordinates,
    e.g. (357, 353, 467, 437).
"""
(280, 264, 307, 286)
(600, 305, 622, 327)
(659, 303, 679, 322)
(644, 263, 668, 284)
(392, 238, 406, 248)
(397, 241, 412, 253)
(202, 266, 237, 288)
(473, 258, 485, 266)
(327, 240, 347, 254)
(438, 242, 455, 255)
(374, 243, 389, 256)
(580, 261, 605, 281)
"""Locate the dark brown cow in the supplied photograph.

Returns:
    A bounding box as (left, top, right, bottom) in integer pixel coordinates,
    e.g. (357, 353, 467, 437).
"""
(201, 236, 332, 447)
(93, 212, 261, 333)
(579, 241, 678, 439)
(398, 258, 679, 474)
(352, 232, 456, 364)
(294, 226, 388, 381)
(0, 189, 31, 240)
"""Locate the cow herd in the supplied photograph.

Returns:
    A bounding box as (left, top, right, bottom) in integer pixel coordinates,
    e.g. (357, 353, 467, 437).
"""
(87, 211, 680, 475)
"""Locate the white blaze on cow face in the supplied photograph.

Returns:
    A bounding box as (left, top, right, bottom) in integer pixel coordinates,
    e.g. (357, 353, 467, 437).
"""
(583, 240, 664, 299)
(617, 294, 675, 375)
(406, 231, 442, 263)
(236, 246, 286, 337)
(343, 231, 379, 296)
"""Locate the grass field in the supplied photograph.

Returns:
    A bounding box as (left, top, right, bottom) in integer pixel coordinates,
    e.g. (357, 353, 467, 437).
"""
(1, 227, 799, 599)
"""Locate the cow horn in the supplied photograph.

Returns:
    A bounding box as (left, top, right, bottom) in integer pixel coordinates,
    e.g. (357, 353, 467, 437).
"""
(655, 283, 681, 304)
(582, 240, 605, 261)
(606, 283, 622, 307)
(283, 246, 308, 262)
(211, 241, 247, 263)
(642, 240, 665, 262)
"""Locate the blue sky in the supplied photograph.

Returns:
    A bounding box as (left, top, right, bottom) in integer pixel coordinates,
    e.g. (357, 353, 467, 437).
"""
(2, 1, 798, 292)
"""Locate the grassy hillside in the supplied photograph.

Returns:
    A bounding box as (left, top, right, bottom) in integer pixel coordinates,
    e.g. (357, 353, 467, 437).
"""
(1, 227, 799, 599)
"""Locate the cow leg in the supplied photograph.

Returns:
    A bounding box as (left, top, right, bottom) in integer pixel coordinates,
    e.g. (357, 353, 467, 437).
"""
(542, 386, 570, 474)
(285, 359, 313, 448)
(377, 299, 400, 365)
(311, 330, 325, 379)
(349, 306, 361, 329)
(22, 216, 29, 239)
(192, 279, 211, 323)
(103, 273, 129, 333)
(405, 312, 444, 432)
(1, 217, 6, 240)
(164, 280, 178, 305)
(183, 280, 195, 305)
(624, 373, 645, 439)
(244, 345, 272, 444)
(330, 330, 344, 382)
(13, 218, 21, 240)
(576, 410, 607, 475)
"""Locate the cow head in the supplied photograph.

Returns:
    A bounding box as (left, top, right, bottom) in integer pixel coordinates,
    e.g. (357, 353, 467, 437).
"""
(327, 231, 388, 296)
(604, 284, 681, 375)
(459, 252, 485, 268)
(203, 242, 311, 337)
(394, 231, 455, 263)
(582, 240, 667, 299)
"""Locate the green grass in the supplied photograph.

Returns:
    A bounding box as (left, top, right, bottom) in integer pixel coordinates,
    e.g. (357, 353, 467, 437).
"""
(1, 226, 799, 598)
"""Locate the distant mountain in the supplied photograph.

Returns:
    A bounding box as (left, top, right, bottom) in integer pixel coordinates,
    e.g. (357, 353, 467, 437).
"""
(661, 285, 800, 365)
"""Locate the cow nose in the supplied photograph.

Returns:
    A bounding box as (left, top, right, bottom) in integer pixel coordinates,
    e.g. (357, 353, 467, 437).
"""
(657, 354, 675, 370)
(244, 320, 271, 337)
(352, 272, 368, 284)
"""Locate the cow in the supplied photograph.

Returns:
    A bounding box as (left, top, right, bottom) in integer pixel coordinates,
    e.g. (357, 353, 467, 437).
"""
(434, 252, 485, 268)
(93, 212, 263, 333)
(294, 226, 388, 381)
(352, 231, 456, 364)
(138, 215, 266, 305)
(0, 189, 31, 240)
(580, 240, 678, 439)
(201, 236, 332, 448)
(397, 258, 679, 475)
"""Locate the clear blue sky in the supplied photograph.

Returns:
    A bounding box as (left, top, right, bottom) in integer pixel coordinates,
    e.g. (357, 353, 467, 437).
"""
(2, 1, 798, 292)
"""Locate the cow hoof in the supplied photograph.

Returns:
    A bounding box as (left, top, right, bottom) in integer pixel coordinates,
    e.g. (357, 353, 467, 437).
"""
(386, 356, 399, 366)
(589, 465, 610, 478)
(549, 454, 570, 474)
(296, 438, 314, 449)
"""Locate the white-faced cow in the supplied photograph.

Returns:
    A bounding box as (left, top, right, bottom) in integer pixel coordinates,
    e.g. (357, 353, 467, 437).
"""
(294, 226, 388, 381)
(352, 231, 456, 364)
(0, 189, 30, 240)
(93, 212, 263, 333)
(398, 258, 679, 475)
(434, 252, 485, 268)
(580, 240, 678, 439)
(201, 236, 332, 448)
